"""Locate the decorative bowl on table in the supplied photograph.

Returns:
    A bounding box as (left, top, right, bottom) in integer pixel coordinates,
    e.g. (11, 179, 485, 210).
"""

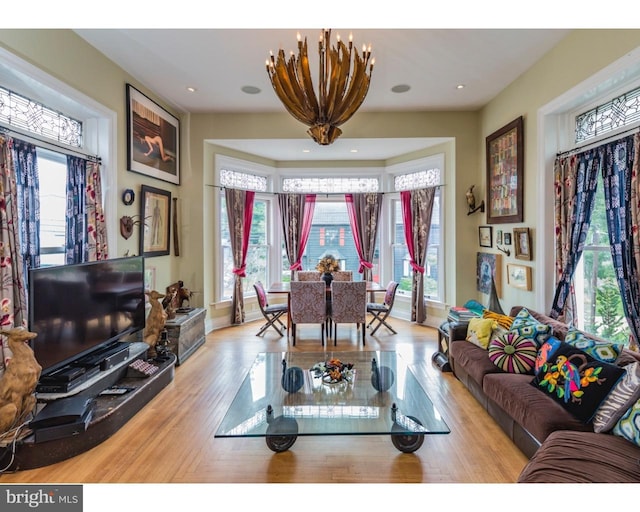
(310, 358, 355, 385)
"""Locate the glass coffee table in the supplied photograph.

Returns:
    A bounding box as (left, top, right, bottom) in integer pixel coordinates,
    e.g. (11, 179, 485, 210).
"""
(215, 351, 450, 453)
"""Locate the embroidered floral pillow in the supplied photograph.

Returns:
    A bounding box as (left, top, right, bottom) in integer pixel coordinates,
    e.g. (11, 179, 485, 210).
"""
(531, 341, 625, 423)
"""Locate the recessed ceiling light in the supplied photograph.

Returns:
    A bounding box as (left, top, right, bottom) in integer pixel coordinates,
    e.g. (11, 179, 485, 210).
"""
(350, 149, 358, 153)
(302, 149, 310, 153)
(241, 85, 261, 94)
(186, 86, 197, 93)
(456, 84, 465, 89)
(391, 84, 410, 93)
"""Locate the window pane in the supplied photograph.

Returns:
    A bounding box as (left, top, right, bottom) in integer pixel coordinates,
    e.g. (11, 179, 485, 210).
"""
(36, 148, 66, 267)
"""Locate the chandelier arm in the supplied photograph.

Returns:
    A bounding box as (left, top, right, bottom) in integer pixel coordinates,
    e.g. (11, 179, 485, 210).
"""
(333, 54, 372, 125)
(270, 67, 314, 124)
(324, 41, 351, 122)
(295, 39, 320, 120)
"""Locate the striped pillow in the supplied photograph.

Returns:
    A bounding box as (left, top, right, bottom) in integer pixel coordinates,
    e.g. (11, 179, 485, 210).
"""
(482, 310, 514, 330)
(488, 331, 538, 374)
(593, 362, 640, 433)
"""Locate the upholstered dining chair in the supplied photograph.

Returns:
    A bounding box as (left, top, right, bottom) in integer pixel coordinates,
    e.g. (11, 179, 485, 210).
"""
(331, 270, 353, 281)
(366, 281, 400, 335)
(296, 271, 322, 281)
(253, 281, 288, 337)
(330, 280, 367, 346)
(289, 280, 328, 346)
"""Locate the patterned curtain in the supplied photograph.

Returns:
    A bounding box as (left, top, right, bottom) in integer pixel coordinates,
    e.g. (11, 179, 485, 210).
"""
(550, 148, 600, 321)
(345, 192, 383, 281)
(277, 193, 316, 274)
(400, 187, 435, 324)
(66, 156, 86, 264)
(225, 188, 255, 325)
(0, 136, 28, 379)
(85, 161, 108, 261)
(601, 135, 640, 347)
(13, 139, 40, 279)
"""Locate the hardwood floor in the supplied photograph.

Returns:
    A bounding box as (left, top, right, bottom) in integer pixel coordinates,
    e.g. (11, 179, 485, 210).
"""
(0, 318, 529, 485)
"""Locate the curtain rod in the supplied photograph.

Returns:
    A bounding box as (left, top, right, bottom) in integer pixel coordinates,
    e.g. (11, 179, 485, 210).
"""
(0, 125, 101, 164)
(205, 184, 445, 195)
(556, 126, 640, 158)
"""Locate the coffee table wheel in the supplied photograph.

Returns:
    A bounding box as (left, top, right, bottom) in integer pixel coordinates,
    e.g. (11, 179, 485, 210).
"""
(391, 415, 425, 453)
(265, 414, 298, 452)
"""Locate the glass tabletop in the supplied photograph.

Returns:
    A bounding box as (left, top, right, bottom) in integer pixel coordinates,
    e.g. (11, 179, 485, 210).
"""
(215, 351, 450, 452)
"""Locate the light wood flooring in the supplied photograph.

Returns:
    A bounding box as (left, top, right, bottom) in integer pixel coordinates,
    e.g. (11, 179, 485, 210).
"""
(0, 318, 529, 485)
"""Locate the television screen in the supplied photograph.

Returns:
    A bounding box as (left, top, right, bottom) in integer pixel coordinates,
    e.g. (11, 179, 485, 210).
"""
(28, 256, 145, 375)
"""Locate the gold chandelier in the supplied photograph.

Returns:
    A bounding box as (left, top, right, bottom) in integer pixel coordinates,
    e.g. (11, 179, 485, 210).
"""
(266, 29, 374, 145)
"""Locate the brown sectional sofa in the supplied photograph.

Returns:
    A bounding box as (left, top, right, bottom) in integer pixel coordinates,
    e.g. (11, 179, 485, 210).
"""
(448, 306, 640, 483)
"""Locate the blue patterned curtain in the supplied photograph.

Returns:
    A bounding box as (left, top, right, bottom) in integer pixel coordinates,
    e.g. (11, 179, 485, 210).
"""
(12, 139, 40, 279)
(550, 148, 601, 320)
(66, 156, 86, 264)
(601, 135, 640, 345)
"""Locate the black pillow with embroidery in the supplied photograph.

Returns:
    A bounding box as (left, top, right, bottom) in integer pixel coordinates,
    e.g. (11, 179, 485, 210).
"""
(531, 341, 625, 423)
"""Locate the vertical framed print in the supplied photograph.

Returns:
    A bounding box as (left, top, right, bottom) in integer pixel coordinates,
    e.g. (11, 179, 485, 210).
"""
(126, 84, 180, 185)
(479, 226, 493, 248)
(140, 185, 171, 257)
(513, 227, 532, 260)
(476, 252, 502, 297)
(486, 116, 524, 224)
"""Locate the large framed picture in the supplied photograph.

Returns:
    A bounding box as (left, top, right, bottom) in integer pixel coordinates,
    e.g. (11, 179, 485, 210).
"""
(126, 84, 180, 185)
(140, 185, 172, 257)
(476, 252, 502, 297)
(507, 263, 532, 291)
(486, 116, 524, 224)
(513, 227, 532, 260)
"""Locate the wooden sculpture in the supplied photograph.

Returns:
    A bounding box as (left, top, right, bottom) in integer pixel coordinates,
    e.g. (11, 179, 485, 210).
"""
(144, 290, 167, 358)
(0, 328, 41, 434)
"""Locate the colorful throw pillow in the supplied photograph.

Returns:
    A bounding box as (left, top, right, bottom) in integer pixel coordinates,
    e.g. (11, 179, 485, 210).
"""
(509, 308, 552, 347)
(466, 317, 496, 349)
(482, 310, 514, 330)
(564, 327, 624, 364)
(534, 337, 562, 375)
(611, 397, 640, 448)
(531, 341, 625, 423)
(488, 331, 538, 374)
(593, 362, 640, 433)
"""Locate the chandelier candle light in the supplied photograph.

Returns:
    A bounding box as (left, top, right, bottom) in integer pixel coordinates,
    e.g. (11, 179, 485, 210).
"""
(266, 29, 374, 145)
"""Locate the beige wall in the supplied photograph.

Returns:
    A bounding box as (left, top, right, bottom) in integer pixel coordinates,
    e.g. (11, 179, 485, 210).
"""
(1, 29, 640, 329)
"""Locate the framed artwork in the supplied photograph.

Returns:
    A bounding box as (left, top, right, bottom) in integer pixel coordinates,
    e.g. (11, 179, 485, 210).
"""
(479, 226, 493, 248)
(513, 227, 532, 260)
(486, 116, 524, 224)
(140, 185, 172, 257)
(144, 266, 156, 293)
(126, 84, 180, 185)
(496, 229, 503, 245)
(504, 232, 512, 245)
(507, 263, 532, 291)
(476, 252, 502, 297)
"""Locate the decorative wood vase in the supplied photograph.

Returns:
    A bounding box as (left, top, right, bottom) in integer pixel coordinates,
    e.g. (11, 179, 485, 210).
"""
(322, 272, 333, 286)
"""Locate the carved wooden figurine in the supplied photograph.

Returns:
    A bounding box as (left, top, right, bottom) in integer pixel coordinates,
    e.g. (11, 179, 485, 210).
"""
(0, 328, 41, 434)
(144, 290, 167, 358)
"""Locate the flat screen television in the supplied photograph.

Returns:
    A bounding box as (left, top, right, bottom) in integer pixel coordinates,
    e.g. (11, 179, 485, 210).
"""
(28, 256, 145, 376)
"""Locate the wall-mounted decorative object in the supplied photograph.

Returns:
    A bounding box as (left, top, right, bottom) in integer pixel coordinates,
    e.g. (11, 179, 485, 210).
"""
(465, 185, 485, 215)
(479, 226, 493, 248)
(496, 229, 503, 245)
(486, 116, 524, 224)
(122, 188, 135, 205)
(513, 227, 532, 260)
(172, 197, 180, 256)
(140, 185, 171, 257)
(477, 252, 502, 297)
(504, 232, 512, 245)
(119, 215, 142, 240)
(507, 263, 532, 291)
(126, 84, 180, 185)
(497, 245, 511, 257)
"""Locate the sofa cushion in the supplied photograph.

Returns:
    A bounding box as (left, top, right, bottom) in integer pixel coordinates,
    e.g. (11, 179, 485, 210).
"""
(534, 336, 562, 375)
(509, 308, 552, 347)
(517, 430, 640, 483)
(488, 330, 537, 374)
(531, 342, 625, 423)
(450, 339, 503, 387)
(483, 373, 590, 443)
(564, 327, 624, 363)
(482, 309, 514, 329)
(509, 306, 569, 340)
(612, 396, 640, 447)
(465, 317, 495, 349)
(593, 362, 640, 433)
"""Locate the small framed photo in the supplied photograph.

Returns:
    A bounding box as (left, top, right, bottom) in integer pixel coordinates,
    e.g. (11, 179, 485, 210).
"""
(127, 84, 180, 185)
(140, 185, 172, 257)
(513, 227, 532, 260)
(496, 229, 503, 245)
(504, 232, 512, 245)
(479, 226, 493, 248)
(507, 263, 532, 291)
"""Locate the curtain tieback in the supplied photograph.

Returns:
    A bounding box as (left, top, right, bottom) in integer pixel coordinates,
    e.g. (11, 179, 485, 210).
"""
(290, 261, 302, 271)
(358, 260, 373, 273)
(233, 265, 246, 277)
(410, 261, 425, 273)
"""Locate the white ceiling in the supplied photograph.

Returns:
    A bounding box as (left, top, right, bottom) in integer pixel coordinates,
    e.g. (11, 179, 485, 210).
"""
(70, 29, 569, 161)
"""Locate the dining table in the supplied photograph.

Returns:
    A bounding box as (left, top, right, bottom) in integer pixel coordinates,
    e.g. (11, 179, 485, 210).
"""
(267, 280, 386, 336)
